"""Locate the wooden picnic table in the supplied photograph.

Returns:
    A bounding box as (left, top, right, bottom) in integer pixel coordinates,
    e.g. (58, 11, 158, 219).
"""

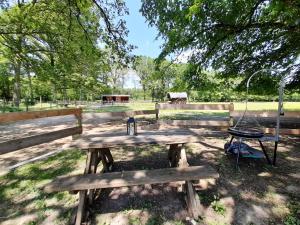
(45, 128, 222, 225)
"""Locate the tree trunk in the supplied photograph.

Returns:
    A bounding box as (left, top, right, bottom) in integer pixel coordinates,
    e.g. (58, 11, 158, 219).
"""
(143, 84, 146, 100)
(13, 60, 21, 107)
(27, 70, 34, 104)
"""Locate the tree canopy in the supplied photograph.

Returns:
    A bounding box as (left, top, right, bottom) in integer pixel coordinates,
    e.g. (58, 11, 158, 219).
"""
(141, 0, 300, 90)
(0, 0, 133, 106)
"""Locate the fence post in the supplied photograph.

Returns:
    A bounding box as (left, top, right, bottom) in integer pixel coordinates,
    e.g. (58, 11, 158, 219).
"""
(155, 102, 159, 121)
(72, 108, 83, 140)
(229, 103, 234, 126)
(40, 96, 42, 109)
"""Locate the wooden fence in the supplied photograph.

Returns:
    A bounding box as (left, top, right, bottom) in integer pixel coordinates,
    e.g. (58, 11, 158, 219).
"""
(155, 103, 300, 135)
(0, 104, 299, 155)
(231, 110, 300, 135)
(0, 108, 82, 154)
(155, 103, 234, 130)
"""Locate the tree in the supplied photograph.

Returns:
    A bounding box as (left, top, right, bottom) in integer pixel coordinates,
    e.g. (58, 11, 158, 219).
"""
(0, 0, 133, 106)
(0, 63, 11, 102)
(141, 0, 300, 90)
(133, 56, 155, 100)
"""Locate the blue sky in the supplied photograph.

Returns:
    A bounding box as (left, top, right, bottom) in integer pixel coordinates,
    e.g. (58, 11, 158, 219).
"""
(125, 0, 163, 58)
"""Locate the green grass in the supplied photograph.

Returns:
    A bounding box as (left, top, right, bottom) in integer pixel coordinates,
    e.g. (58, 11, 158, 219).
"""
(1, 101, 299, 113)
(84, 101, 300, 121)
(89, 102, 155, 113)
(283, 200, 300, 225)
(0, 149, 85, 225)
(233, 102, 300, 111)
(89, 101, 300, 113)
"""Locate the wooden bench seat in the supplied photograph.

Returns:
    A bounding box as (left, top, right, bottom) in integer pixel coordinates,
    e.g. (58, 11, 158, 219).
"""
(44, 165, 219, 193)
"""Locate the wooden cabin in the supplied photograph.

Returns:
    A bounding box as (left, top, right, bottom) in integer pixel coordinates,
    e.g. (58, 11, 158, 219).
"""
(167, 92, 188, 104)
(101, 94, 130, 104)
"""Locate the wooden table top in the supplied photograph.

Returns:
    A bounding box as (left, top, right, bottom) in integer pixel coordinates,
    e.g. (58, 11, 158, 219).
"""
(69, 128, 227, 149)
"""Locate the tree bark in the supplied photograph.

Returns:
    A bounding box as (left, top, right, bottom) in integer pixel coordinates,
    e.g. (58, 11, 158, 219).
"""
(27, 69, 34, 104)
(13, 60, 21, 107)
(143, 84, 146, 100)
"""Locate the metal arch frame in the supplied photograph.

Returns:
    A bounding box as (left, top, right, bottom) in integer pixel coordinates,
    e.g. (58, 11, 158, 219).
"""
(229, 68, 289, 166)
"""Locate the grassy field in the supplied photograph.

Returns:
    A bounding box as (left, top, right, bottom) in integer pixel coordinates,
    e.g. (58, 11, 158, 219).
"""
(1, 101, 300, 113)
(86, 101, 300, 120)
(90, 101, 300, 112)
(0, 101, 300, 224)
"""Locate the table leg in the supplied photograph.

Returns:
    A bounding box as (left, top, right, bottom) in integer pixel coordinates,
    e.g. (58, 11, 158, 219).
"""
(178, 144, 202, 219)
(75, 150, 93, 225)
(99, 149, 108, 172)
(103, 148, 114, 171)
(88, 151, 98, 205)
(75, 191, 87, 225)
(168, 144, 181, 167)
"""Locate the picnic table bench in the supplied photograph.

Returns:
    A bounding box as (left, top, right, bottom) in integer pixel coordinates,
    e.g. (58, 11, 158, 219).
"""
(44, 129, 221, 225)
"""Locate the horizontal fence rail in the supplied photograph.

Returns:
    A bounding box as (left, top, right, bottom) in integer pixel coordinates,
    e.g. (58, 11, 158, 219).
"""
(0, 108, 82, 124)
(97, 110, 157, 118)
(158, 120, 230, 128)
(230, 110, 300, 118)
(264, 128, 300, 136)
(0, 126, 82, 154)
(157, 103, 232, 111)
(0, 108, 82, 154)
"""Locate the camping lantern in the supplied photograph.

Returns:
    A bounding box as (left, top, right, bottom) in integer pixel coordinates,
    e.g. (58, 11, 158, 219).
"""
(127, 117, 137, 135)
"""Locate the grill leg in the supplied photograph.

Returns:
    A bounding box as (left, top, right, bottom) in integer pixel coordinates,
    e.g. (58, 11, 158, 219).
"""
(225, 136, 234, 153)
(258, 140, 272, 165)
(236, 138, 242, 169)
(273, 141, 278, 166)
(229, 136, 234, 145)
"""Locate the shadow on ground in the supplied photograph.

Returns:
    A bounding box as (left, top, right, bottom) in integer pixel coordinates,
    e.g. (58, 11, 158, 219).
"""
(0, 135, 299, 225)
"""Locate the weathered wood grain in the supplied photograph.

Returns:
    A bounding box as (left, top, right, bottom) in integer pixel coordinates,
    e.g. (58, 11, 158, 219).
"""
(157, 103, 230, 110)
(43, 165, 219, 193)
(68, 129, 227, 149)
(0, 108, 82, 123)
(86, 110, 157, 119)
(230, 110, 300, 118)
(158, 119, 230, 127)
(264, 128, 300, 135)
(0, 126, 82, 154)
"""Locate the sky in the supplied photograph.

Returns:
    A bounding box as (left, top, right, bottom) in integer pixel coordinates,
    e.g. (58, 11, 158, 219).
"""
(124, 0, 163, 58)
(6, 0, 161, 89)
(122, 0, 164, 88)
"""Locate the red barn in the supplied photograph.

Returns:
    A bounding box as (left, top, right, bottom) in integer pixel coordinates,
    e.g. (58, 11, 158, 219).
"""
(101, 95, 130, 104)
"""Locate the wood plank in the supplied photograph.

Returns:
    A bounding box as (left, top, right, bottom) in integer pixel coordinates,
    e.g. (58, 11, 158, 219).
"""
(0, 108, 82, 123)
(68, 129, 227, 149)
(157, 103, 230, 110)
(230, 110, 300, 118)
(176, 145, 202, 218)
(75, 191, 87, 225)
(0, 126, 82, 154)
(43, 165, 219, 193)
(264, 128, 300, 136)
(87, 110, 157, 119)
(75, 150, 92, 225)
(155, 103, 159, 120)
(185, 180, 203, 218)
(133, 110, 157, 116)
(159, 120, 230, 127)
(178, 144, 189, 168)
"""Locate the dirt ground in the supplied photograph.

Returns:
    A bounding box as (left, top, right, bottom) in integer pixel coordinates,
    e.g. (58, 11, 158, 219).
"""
(0, 115, 299, 225)
(87, 136, 300, 225)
